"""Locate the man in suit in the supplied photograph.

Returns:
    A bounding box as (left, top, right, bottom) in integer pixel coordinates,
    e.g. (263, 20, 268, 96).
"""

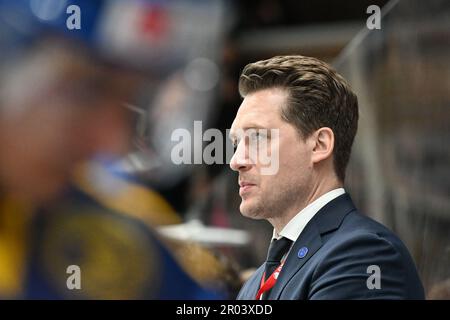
(229, 55, 424, 299)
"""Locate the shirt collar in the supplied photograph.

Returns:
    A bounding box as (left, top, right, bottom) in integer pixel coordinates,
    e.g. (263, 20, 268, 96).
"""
(272, 188, 346, 242)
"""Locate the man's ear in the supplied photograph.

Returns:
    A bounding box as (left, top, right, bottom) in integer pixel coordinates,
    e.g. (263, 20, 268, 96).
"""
(311, 127, 334, 164)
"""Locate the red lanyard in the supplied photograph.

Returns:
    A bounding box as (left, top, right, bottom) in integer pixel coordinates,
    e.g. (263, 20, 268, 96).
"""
(255, 262, 285, 300)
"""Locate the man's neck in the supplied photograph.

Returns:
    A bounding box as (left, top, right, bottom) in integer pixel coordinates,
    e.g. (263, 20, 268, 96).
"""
(269, 180, 343, 235)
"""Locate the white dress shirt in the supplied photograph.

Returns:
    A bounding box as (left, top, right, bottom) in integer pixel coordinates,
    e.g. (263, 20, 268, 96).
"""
(272, 188, 346, 242)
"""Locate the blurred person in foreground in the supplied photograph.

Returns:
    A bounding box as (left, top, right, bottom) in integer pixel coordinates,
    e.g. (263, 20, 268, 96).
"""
(0, 0, 221, 299)
(229, 55, 425, 299)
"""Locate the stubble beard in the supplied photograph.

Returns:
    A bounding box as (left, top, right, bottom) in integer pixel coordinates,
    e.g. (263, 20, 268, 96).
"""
(240, 181, 304, 225)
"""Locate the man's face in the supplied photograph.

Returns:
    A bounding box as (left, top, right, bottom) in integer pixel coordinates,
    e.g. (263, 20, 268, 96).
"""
(229, 88, 314, 222)
(0, 47, 134, 203)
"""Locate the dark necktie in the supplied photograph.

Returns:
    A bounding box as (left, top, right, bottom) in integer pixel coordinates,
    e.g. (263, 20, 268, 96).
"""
(262, 237, 292, 298)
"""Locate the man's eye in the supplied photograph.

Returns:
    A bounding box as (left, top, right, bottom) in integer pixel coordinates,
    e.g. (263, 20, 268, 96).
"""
(249, 131, 266, 141)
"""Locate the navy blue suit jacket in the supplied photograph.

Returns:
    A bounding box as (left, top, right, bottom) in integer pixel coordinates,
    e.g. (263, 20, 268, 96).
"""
(237, 194, 425, 300)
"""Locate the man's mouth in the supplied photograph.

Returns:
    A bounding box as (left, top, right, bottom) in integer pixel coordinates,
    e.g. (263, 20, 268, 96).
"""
(239, 181, 256, 196)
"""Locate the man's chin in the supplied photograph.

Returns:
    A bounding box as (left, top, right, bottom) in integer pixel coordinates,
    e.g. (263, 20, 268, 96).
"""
(239, 198, 263, 220)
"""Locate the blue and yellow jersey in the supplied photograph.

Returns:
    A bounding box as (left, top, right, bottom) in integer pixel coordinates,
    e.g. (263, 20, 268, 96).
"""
(0, 196, 33, 298)
(0, 162, 224, 299)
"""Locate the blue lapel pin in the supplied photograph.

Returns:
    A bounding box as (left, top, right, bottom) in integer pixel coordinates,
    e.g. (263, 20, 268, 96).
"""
(298, 247, 308, 259)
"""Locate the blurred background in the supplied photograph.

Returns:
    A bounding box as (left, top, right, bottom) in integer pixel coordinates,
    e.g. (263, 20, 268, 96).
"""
(0, 0, 449, 299)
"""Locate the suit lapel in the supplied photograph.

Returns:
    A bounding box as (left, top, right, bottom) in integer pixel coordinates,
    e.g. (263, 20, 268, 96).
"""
(269, 194, 356, 299)
(269, 222, 322, 299)
(238, 264, 264, 299)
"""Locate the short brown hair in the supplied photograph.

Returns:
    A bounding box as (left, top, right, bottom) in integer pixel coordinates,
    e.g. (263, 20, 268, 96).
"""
(239, 55, 358, 182)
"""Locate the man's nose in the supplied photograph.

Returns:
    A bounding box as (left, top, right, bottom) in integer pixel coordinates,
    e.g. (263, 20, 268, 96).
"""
(230, 139, 252, 172)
